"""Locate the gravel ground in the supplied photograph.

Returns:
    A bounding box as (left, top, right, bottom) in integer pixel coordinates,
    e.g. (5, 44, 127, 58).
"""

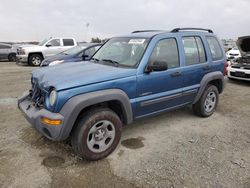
(0, 61, 250, 188)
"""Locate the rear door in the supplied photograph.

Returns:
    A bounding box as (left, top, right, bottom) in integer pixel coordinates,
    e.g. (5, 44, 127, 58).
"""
(181, 36, 211, 103)
(135, 38, 183, 118)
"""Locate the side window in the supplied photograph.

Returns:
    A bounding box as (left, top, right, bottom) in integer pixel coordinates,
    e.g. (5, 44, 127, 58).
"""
(0, 45, 5, 49)
(48, 39, 60, 47)
(0, 44, 11, 49)
(84, 47, 96, 57)
(196, 37, 206, 63)
(182, 37, 206, 65)
(206, 36, 223, 61)
(63, 39, 74, 46)
(149, 38, 179, 69)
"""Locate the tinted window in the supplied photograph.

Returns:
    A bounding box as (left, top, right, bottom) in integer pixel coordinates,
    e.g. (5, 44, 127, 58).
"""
(182, 37, 206, 65)
(149, 38, 179, 69)
(0, 44, 11, 49)
(84, 46, 97, 57)
(206, 36, 223, 61)
(63, 39, 74, 46)
(48, 39, 60, 47)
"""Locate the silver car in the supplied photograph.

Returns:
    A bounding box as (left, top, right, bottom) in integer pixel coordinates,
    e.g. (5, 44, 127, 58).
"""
(0, 43, 17, 62)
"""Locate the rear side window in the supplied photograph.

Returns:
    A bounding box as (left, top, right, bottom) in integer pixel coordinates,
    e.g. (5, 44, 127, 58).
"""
(149, 38, 179, 69)
(63, 39, 74, 46)
(206, 36, 223, 61)
(0, 44, 11, 49)
(182, 37, 206, 65)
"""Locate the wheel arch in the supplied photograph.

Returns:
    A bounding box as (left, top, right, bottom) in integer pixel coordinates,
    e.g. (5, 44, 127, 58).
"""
(193, 71, 225, 104)
(28, 52, 44, 60)
(59, 89, 133, 140)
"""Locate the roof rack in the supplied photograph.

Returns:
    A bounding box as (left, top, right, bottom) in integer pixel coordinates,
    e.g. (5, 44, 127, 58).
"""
(171, 28, 213, 33)
(132, 30, 164, 33)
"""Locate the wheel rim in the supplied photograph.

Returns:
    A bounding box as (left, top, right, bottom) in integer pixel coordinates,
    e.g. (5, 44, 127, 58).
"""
(10, 55, 16, 61)
(204, 91, 216, 113)
(87, 120, 115, 153)
(32, 56, 41, 65)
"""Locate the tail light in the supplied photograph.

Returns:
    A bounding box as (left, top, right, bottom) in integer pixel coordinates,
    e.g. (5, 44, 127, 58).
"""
(224, 61, 229, 76)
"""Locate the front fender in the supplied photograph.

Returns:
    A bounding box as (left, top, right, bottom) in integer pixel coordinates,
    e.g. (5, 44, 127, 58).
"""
(58, 89, 133, 140)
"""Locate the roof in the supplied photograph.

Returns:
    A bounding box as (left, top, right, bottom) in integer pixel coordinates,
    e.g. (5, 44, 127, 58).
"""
(115, 28, 214, 38)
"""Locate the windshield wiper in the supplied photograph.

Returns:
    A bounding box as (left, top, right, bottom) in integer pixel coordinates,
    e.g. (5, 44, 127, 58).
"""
(101, 59, 119, 67)
(90, 57, 100, 62)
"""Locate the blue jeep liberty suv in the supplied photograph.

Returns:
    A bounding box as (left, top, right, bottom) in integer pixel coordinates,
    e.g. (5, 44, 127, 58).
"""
(18, 28, 226, 160)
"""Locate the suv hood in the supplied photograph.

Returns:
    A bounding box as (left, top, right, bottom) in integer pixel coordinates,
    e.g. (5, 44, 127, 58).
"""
(32, 62, 137, 91)
(236, 36, 250, 57)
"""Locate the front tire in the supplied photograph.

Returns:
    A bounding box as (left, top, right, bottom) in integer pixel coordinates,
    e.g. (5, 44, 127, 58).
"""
(71, 108, 122, 161)
(28, 54, 43, 66)
(193, 85, 219, 117)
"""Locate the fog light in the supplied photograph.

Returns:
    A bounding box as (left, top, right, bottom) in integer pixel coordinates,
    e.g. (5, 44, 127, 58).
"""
(41, 117, 62, 126)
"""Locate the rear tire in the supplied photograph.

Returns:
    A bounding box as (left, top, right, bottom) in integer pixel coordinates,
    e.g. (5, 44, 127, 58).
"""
(193, 84, 219, 117)
(71, 108, 122, 161)
(28, 54, 43, 66)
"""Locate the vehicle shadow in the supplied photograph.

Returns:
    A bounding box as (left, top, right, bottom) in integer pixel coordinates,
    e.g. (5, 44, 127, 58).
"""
(226, 77, 250, 87)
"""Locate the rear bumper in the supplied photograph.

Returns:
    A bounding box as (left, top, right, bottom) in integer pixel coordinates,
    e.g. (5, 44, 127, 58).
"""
(18, 92, 65, 141)
(16, 55, 28, 63)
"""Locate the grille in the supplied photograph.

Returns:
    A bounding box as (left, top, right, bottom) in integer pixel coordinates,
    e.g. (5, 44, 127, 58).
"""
(229, 53, 239, 56)
(230, 72, 250, 78)
(231, 65, 250, 70)
(30, 80, 44, 107)
(17, 48, 22, 55)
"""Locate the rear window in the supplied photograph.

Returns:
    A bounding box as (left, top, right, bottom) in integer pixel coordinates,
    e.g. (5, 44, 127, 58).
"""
(206, 36, 223, 61)
(63, 39, 74, 46)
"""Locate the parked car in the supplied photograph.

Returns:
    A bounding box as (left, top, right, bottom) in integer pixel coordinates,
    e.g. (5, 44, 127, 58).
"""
(227, 36, 250, 81)
(18, 28, 226, 160)
(226, 47, 241, 60)
(16, 37, 77, 66)
(0, 43, 17, 62)
(40, 43, 102, 66)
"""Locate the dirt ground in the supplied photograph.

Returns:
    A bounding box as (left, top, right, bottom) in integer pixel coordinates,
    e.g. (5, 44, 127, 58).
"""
(0, 61, 250, 188)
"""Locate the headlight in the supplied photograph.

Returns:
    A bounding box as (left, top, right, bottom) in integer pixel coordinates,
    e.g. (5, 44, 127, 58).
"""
(19, 48, 26, 55)
(49, 90, 57, 106)
(49, 60, 64, 66)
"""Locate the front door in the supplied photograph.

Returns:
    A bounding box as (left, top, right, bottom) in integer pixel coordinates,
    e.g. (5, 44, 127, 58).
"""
(135, 38, 183, 118)
(43, 39, 62, 58)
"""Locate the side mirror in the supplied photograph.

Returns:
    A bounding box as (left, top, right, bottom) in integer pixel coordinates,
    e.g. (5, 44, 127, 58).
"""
(145, 60, 168, 73)
(45, 43, 52, 47)
(82, 54, 89, 60)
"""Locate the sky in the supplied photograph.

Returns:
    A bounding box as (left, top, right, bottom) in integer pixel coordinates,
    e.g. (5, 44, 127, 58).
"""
(0, 0, 249, 42)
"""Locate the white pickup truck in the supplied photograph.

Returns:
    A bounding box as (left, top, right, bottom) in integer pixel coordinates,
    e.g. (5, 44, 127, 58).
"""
(16, 37, 77, 66)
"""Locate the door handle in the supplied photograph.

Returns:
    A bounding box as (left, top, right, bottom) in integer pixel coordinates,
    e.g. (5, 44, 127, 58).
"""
(171, 71, 182, 77)
(202, 66, 210, 71)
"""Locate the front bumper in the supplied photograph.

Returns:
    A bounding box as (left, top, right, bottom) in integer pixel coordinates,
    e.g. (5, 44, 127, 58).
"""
(16, 55, 28, 63)
(18, 92, 65, 141)
(227, 67, 250, 81)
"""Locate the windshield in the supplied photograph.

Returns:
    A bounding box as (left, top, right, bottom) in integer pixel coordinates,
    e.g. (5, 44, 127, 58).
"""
(61, 46, 86, 55)
(38, 38, 49, 46)
(92, 37, 149, 67)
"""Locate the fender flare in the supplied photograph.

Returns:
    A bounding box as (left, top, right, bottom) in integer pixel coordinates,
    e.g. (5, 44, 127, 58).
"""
(59, 89, 133, 140)
(193, 71, 225, 104)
